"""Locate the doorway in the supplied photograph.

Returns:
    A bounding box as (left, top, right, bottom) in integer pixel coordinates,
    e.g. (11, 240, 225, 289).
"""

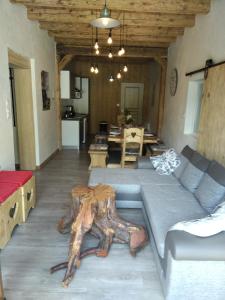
(121, 83, 144, 124)
(8, 49, 36, 170)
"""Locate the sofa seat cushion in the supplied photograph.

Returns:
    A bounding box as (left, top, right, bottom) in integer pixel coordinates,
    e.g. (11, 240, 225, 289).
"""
(195, 161, 225, 213)
(179, 151, 210, 193)
(136, 169, 180, 186)
(88, 168, 141, 194)
(0, 182, 20, 203)
(0, 171, 33, 186)
(141, 185, 207, 258)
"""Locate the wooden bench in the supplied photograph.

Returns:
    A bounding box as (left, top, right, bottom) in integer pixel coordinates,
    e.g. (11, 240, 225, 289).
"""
(0, 171, 36, 249)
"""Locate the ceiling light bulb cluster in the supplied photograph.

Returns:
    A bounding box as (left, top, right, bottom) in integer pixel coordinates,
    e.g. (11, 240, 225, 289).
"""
(90, 65, 95, 73)
(90, 64, 99, 74)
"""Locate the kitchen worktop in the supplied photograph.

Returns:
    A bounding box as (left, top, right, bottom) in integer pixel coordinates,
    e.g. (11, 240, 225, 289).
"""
(61, 113, 88, 121)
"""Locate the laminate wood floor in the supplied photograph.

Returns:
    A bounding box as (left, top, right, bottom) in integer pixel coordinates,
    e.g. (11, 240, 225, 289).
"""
(1, 150, 164, 300)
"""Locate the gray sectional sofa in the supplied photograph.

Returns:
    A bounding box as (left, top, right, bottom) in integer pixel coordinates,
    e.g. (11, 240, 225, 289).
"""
(88, 146, 225, 300)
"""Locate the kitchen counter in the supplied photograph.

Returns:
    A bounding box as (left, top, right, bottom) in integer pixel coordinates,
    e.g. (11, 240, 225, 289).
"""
(61, 113, 88, 121)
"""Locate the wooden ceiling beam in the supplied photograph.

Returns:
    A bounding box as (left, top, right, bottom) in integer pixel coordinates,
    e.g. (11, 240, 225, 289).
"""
(27, 9, 195, 28)
(40, 24, 184, 37)
(12, 0, 210, 15)
(54, 34, 175, 44)
(56, 45, 167, 59)
(57, 40, 170, 48)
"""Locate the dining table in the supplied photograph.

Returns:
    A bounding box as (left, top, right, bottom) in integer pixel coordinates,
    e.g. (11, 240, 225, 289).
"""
(107, 133, 159, 144)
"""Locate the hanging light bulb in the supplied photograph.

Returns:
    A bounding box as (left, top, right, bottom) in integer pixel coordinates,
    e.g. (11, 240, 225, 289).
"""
(94, 65, 99, 74)
(117, 71, 122, 79)
(109, 74, 114, 82)
(90, 64, 95, 73)
(123, 64, 128, 72)
(107, 29, 113, 44)
(118, 47, 122, 56)
(94, 28, 99, 49)
(94, 40, 99, 49)
(120, 46, 125, 55)
(95, 48, 100, 55)
(108, 50, 113, 59)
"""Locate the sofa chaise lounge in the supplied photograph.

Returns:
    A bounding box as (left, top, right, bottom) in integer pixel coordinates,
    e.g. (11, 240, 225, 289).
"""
(88, 146, 225, 300)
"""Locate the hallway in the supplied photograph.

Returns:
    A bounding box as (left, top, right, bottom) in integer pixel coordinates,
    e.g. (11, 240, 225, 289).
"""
(1, 150, 163, 300)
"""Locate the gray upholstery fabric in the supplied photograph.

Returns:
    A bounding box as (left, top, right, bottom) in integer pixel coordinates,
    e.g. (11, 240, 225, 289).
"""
(173, 154, 188, 179)
(207, 160, 225, 186)
(190, 151, 210, 172)
(89, 168, 141, 194)
(137, 169, 180, 186)
(141, 185, 206, 258)
(165, 230, 225, 261)
(179, 163, 205, 193)
(137, 157, 154, 169)
(181, 145, 194, 160)
(194, 173, 225, 213)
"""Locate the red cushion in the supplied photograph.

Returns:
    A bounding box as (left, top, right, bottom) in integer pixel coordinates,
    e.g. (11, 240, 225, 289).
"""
(0, 182, 20, 203)
(0, 171, 33, 186)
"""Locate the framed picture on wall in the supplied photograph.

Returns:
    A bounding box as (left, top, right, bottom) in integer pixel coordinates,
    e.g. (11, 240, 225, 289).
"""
(41, 70, 50, 110)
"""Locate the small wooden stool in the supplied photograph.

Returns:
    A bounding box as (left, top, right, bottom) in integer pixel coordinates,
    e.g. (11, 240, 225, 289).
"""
(88, 144, 108, 170)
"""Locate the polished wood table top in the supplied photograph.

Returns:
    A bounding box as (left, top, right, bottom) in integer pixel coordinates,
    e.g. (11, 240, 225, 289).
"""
(108, 134, 159, 144)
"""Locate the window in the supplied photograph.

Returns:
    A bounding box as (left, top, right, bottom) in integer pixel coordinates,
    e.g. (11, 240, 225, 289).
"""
(184, 77, 204, 135)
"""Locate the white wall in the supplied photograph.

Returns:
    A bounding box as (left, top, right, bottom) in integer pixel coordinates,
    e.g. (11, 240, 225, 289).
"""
(0, 0, 57, 169)
(162, 0, 225, 152)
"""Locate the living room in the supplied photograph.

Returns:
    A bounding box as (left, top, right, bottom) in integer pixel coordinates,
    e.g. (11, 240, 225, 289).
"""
(1, 0, 225, 299)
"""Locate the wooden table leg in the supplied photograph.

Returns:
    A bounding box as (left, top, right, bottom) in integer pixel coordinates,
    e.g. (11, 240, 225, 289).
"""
(0, 264, 5, 300)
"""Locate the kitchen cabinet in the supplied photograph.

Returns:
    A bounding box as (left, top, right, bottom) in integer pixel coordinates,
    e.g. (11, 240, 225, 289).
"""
(62, 120, 80, 149)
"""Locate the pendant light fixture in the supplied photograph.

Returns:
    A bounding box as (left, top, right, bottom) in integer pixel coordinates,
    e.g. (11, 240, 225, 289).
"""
(108, 48, 113, 59)
(94, 28, 99, 50)
(109, 74, 114, 82)
(107, 29, 113, 44)
(96, 49, 100, 55)
(94, 65, 99, 74)
(117, 70, 122, 79)
(90, 0, 120, 29)
(123, 64, 128, 72)
(90, 27, 95, 73)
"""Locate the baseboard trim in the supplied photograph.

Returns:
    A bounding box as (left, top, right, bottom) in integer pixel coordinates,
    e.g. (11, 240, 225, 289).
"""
(36, 148, 59, 170)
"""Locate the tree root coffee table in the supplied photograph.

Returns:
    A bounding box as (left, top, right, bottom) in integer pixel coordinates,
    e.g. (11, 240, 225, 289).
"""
(50, 184, 148, 287)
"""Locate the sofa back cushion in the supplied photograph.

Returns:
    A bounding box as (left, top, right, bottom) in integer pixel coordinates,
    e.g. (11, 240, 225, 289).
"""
(194, 161, 225, 213)
(180, 151, 210, 193)
(173, 145, 194, 179)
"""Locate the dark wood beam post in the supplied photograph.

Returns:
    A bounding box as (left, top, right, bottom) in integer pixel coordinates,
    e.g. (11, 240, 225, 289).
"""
(154, 56, 167, 137)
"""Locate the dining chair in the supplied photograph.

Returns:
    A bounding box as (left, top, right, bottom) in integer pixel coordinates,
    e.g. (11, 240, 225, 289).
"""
(121, 127, 144, 168)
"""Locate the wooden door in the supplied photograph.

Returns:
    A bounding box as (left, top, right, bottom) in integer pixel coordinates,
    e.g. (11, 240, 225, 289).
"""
(121, 83, 144, 124)
(197, 64, 225, 166)
(14, 69, 36, 170)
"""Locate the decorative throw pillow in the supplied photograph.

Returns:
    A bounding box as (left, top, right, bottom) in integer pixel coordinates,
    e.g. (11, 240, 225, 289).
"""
(195, 161, 225, 213)
(150, 148, 180, 175)
(169, 200, 225, 237)
(179, 151, 210, 193)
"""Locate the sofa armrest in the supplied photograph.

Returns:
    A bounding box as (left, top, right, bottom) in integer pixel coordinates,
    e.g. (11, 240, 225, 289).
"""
(165, 230, 225, 261)
(137, 157, 154, 169)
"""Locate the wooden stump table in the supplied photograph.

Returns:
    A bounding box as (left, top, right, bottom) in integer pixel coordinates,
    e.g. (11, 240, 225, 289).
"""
(88, 144, 108, 170)
(51, 184, 148, 287)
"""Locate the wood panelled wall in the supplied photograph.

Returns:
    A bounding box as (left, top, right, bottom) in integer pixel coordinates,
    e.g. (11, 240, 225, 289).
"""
(197, 64, 225, 166)
(67, 58, 160, 134)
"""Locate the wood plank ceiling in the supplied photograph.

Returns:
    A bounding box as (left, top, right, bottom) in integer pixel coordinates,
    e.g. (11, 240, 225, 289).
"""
(11, 0, 210, 58)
